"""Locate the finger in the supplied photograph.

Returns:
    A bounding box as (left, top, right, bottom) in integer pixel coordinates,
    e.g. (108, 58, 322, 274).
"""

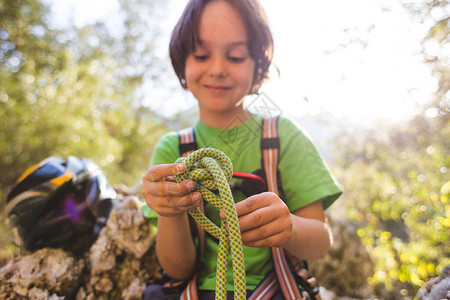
(143, 179, 196, 198)
(240, 217, 284, 242)
(143, 163, 185, 182)
(168, 192, 203, 209)
(235, 192, 274, 217)
(242, 230, 289, 248)
(153, 203, 199, 217)
(149, 193, 203, 216)
(165, 175, 177, 182)
(238, 206, 279, 232)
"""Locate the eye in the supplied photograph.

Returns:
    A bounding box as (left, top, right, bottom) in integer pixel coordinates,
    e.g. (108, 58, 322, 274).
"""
(194, 55, 209, 61)
(228, 56, 245, 63)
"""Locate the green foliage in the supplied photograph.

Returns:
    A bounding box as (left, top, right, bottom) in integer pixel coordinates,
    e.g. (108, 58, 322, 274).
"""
(0, 0, 172, 263)
(332, 1, 449, 297)
(334, 112, 449, 297)
(1, 0, 65, 190)
(0, 0, 169, 202)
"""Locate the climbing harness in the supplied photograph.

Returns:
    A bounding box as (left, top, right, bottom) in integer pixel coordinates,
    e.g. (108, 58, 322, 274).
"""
(175, 148, 247, 300)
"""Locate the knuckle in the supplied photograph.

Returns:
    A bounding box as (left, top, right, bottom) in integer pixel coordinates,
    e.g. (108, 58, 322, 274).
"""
(271, 235, 283, 248)
(173, 182, 182, 194)
(171, 196, 181, 206)
(265, 192, 278, 199)
(182, 181, 194, 194)
(189, 193, 196, 203)
(256, 226, 267, 240)
(143, 168, 154, 181)
(277, 205, 291, 221)
(159, 182, 168, 197)
(245, 197, 255, 211)
(282, 213, 292, 228)
(177, 194, 193, 208)
(261, 238, 271, 247)
(190, 192, 201, 204)
(252, 212, 264, 226)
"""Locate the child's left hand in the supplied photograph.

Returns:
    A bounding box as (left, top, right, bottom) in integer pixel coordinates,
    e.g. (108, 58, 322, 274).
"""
(220, 192, 293, 248)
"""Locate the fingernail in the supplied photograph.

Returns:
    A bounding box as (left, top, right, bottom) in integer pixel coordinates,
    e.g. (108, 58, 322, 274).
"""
(186, 180, 196, 190)
(172, 164, 185, 175)
(192, 193, 202, 205)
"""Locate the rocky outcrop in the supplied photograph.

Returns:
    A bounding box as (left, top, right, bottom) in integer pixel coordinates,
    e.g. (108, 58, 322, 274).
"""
(0, 248, 84, 299)
(78, 194, 160, 299)
(0, 194, 160, 300)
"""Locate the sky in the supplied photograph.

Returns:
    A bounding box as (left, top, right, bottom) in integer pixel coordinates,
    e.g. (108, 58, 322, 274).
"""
(44, 0, 437, 126)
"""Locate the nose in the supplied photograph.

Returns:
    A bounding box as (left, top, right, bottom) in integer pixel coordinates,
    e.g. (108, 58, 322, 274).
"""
(209, 56, 228, 78)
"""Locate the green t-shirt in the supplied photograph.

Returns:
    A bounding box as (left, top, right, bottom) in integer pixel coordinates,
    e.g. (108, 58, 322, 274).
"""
(150, 114, 342, 291)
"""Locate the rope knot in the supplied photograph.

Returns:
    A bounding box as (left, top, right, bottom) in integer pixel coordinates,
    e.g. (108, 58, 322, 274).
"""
(176, 148, 233, 192)
(174, 148, 246, 300)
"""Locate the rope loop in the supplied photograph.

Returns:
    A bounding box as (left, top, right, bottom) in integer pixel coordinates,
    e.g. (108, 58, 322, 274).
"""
(175, 148, 246, 300)
(176, 148, 232, 184)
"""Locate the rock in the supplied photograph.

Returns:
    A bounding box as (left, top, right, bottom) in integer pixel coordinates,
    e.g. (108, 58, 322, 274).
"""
(309, 218, 374, 298)
(0, 248, 85, 298)
(88, 230, 116, 275)
(78, 194, 160, 299)
(416, 264, 450, 300)
(122, 278, 146, 300)
(107, 195, 154, 258)
(28, 287, 64, 300)
(0, 192, 160, 300)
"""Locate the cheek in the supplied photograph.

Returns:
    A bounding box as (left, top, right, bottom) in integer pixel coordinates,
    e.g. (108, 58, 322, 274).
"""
(184, 67, 194, 88)
(235, 63, 255, 91)
(184, 58, 200, 87)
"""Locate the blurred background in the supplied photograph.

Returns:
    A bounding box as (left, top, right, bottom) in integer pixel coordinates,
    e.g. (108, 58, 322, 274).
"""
(0, 0, 448, 298)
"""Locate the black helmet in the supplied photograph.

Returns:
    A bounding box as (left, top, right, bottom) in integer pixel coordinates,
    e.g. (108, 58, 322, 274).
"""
(6, 156, 116, 255)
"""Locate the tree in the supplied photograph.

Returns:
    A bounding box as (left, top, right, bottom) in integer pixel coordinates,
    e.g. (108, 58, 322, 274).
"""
(0, 0, 170, 201)
(334, 111, 449, 298)
(0, 0, 172, 263)
(0, 0, 68, 192)
(331, 1, 449, 297)
(403, 0, 449, 116)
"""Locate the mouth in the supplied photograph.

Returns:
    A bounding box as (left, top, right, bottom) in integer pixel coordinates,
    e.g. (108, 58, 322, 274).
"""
(204, 85, 230, 94)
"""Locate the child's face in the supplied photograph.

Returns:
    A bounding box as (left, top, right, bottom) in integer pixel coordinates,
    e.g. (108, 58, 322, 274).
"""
(185, 0, 255, 117)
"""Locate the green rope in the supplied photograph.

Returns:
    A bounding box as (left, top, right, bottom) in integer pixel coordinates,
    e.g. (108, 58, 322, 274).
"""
(175, 148, 246, 300)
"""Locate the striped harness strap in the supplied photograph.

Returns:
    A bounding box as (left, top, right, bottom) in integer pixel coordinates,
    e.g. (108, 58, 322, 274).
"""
(261, 117, 303, 300)
(179, 127, 198, 157)
(177, 118, 305, 300)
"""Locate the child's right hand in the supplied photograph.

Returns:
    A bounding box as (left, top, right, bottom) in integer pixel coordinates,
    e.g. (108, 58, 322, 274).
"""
(142, 163, 202, 217)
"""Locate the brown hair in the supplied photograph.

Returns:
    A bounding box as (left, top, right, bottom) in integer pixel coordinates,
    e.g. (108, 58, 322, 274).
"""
(169, 0, 274, 94)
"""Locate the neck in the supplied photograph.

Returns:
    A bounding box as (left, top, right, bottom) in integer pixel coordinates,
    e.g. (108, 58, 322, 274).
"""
(199, 107, 252, 129)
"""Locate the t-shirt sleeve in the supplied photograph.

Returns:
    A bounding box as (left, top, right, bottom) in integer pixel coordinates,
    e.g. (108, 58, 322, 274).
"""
(150, 132, 180, 167)
(278, 117, 342, 211)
